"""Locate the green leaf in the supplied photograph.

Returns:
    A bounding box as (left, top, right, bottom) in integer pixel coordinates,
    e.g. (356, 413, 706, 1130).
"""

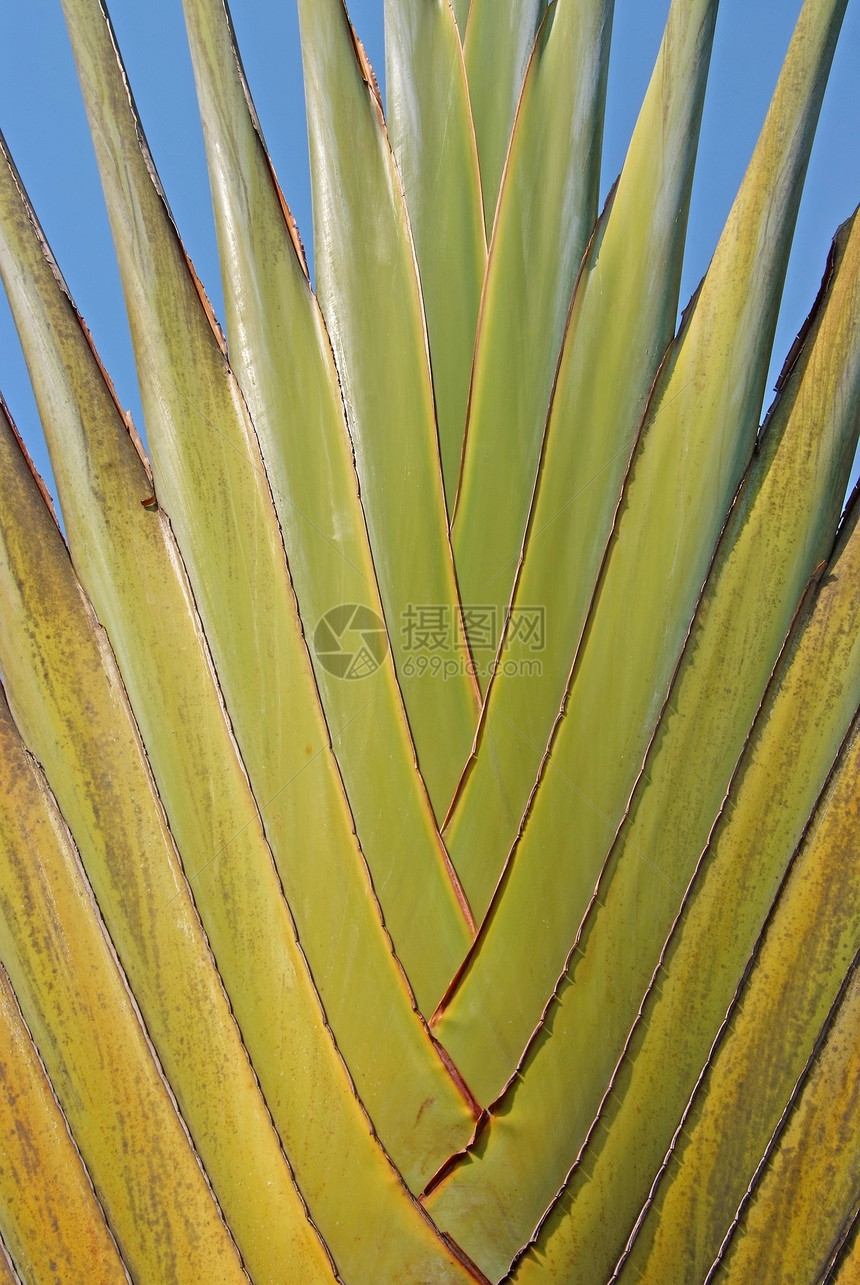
(0, 961, 135, 1285)
(439, 192, 860, 1117)
(823, 1211, 860, 1284)
(433, 0, 848, 1107)
(180, 0, 476, 1013)
(429, 193, 860, 1283)
(0, 0, 857, 1277)
(444, 0, 717, 913)
(0, 389, 481, 1285)
(299, 0, 480, 815)
(508, 492, 860, 1285)
(427, 197, 860, 1278)
(452, 0, 614, 687)
(0, 128, 480, 1272)
(450, 0, 470, 39)
(0, 460, 308, 1283)
(462, 0, 545, 230)
(57, 0, 479, 1215)
(0, 1244, 18, 1285)
(616, 705, 860, 1281)
(385, 0, 487, 508)
(712, 956, 860, 1285)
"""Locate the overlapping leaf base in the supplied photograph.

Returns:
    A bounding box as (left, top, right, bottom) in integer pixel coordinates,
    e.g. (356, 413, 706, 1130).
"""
(0, 0, 858, 1281)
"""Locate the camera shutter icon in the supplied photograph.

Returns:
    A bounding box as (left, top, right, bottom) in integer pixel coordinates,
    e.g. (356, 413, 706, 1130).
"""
(313, 605, 389, 680)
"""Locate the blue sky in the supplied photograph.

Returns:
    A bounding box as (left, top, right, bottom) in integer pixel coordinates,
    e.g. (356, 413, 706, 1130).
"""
(1, 0, 858, 499)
